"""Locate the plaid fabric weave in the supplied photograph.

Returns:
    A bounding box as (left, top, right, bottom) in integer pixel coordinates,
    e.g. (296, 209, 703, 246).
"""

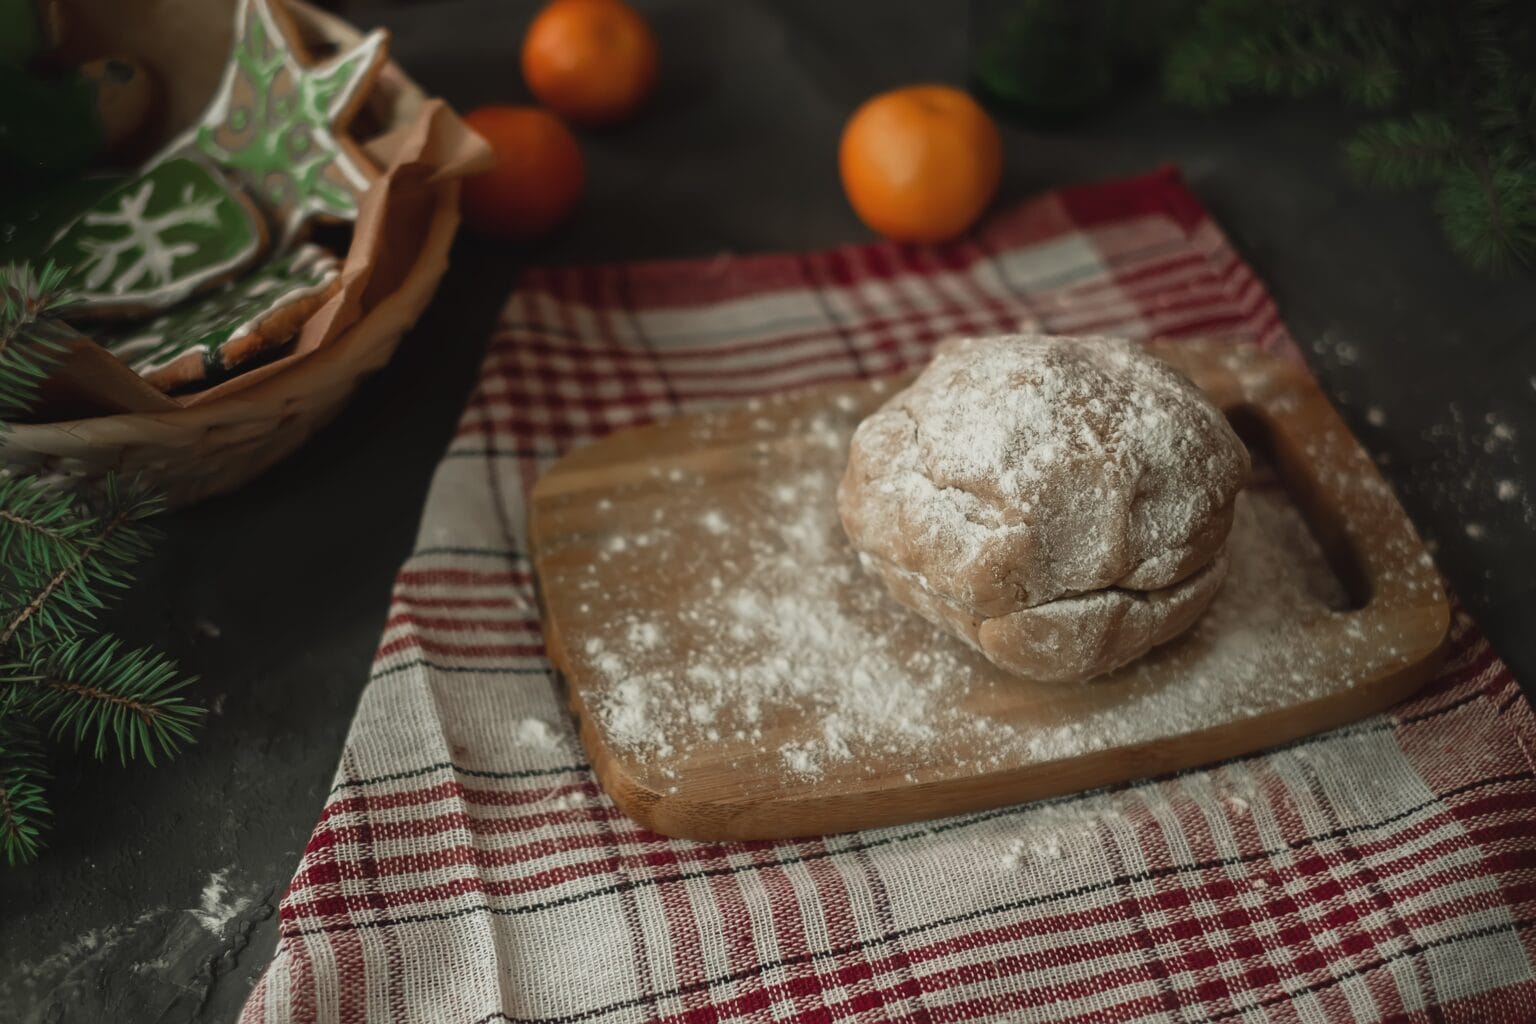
(242, 167, 1536, 1024)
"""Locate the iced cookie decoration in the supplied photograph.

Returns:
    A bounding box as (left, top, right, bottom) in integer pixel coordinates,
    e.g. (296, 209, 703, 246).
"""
(104, 243, 340, 391)
(44, 157, 268, 319)
(838, 334, 1250, 683)
(160, 0, 389, 245)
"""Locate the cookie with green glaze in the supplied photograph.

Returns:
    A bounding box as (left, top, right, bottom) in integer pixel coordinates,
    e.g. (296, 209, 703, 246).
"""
(44, 156, 269, 319)
(104, 243, 340, 392)
(157, 0, 389, 246)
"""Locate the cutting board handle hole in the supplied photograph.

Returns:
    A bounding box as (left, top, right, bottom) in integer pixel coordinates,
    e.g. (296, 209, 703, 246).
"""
(1227, 405, 1369, 611)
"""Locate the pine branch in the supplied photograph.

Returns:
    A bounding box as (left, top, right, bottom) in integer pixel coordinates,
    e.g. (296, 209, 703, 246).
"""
(0, 476, 93, 576)
(1345, 113, 1462, 188)
(1437, 149, 1536, 271)
(1337, 48, 1400, 110)
(0, 471, 201, 865)
(1155, 0, 1536, 273)
(1160, 0, 1404, 109)
(0, 714, 50, 865)
(7, 634, 201, 767)
(0, 262, 77, 425)
(0, 476, 164, 647)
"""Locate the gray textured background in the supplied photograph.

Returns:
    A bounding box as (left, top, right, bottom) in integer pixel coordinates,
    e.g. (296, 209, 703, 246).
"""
(2, 1, 1533, 1021)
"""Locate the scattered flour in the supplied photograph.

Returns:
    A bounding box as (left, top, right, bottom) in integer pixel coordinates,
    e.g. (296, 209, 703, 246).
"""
(1311, 331, 1360, 367)
(1000, 834, 1062, 867)
(990, 790, 1171, 869)
(191, 868, 250, 935)
(514, 717, 564, 750)
(1409, 403, 1535, 542)
(626, 621, 661, 650)
(583, 469, 958, 780)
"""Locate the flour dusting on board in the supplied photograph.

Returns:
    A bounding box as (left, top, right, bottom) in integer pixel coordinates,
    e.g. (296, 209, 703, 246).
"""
(552, 374, 1427, 790)
(582, 425, 975, 780)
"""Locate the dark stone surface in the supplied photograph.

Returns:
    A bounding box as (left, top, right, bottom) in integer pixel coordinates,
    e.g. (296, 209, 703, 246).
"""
(1, 2, 1531, 1021)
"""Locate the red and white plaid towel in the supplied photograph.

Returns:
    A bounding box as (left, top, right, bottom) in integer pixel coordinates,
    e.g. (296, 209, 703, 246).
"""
(242, 168, 1536, 1024)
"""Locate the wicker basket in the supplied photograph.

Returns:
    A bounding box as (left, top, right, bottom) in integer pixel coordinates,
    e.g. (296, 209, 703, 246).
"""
(1, 3, 480, 507)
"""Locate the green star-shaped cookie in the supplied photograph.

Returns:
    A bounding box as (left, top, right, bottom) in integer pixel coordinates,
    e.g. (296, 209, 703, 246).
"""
(161, 0, 389, 246)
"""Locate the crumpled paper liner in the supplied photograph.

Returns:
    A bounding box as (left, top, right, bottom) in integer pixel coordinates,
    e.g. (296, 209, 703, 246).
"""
(31, 0, 492, 420)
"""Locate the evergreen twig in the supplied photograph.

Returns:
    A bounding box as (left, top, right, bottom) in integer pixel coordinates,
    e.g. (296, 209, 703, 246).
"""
(0, 262, 76, 424)
(0, 475, 91, 574)
(8, 635, 202, 767)
(0, 477, 164, 647)
(0, 714, 50, 866)
(1345, 113, 1461, 188)
(0, 260, 201, 865)
(1154, 0, 1536, 271)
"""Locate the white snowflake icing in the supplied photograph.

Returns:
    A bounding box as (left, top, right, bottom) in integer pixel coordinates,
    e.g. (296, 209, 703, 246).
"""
(75, 181, 223, 296)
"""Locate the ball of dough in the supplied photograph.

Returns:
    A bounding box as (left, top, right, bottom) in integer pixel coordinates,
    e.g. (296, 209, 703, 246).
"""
(838, 333, 1249, 682)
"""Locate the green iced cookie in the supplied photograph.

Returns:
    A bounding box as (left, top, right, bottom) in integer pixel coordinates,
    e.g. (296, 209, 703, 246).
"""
(104, 243, 339, 392)
(162, 0, 389, 245)
(45, 156, 268, 319)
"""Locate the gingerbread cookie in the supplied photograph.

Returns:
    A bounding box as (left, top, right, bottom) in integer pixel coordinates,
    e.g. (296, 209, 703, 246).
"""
(104, 243, 340, 392)
(44, 156, 268, 319)
(158, 0, 389, 246)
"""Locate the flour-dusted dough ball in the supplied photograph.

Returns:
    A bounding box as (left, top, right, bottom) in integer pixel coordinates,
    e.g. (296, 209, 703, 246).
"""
(837, 334, 1249, 682)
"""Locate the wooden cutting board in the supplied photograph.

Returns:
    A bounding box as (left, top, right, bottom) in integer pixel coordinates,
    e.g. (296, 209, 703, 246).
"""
(528, 341, 1449, 841)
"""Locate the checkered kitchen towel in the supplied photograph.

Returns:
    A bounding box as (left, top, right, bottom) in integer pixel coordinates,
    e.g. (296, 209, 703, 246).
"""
(242, 167, 1536, 1023)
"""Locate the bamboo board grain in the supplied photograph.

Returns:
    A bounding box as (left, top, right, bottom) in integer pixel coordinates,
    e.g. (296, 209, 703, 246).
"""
(528, 341, 1449, 841)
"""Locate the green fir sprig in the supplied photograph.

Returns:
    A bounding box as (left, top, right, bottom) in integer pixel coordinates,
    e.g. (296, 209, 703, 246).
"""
(0, 261, 202, 865)
(8, 635, 202, 766)
(0, 475, 164, 648)
(983, 0, 1536, 272)
(1158, 0, 1536, 272)
(0, 261, 76, 423)
(0, 716, 50, 866)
